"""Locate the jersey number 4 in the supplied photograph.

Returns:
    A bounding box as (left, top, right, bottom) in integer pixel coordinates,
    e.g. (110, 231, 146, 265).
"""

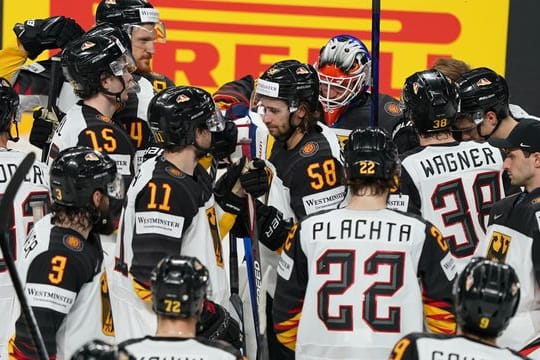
(317, 249, 404, 332)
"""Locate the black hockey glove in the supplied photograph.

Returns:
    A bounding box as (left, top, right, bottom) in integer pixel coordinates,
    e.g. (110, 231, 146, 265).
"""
(392, 118, 419, 154)
(239, 158, 271, 198)
(29, 106, 64, 148)
(197, 300, 244, 351)
(214, 157, 247, 215)
(13, 16, 84, 60)
(255, 200, 292, 251)
(212, 120, 238, 161)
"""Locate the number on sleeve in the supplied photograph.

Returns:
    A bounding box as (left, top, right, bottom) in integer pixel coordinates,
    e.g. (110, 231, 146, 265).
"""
(48, 255, 67, 284)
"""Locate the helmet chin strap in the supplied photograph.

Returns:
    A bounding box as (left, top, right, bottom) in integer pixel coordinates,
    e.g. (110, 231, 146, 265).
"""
(478, 115, 502, 140)
(101, 76, 126, 105)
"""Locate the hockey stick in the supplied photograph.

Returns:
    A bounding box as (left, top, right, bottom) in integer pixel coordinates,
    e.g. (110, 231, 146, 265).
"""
(370, 0, 381, 128)
(228, 233, 247, 356)
(41, 56, 62, 162)
(0, 152, 48, 360)
(238, 138, 267, 360)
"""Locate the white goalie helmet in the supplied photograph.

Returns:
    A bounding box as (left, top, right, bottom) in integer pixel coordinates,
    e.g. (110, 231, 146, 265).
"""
(315, 34, 372, 111)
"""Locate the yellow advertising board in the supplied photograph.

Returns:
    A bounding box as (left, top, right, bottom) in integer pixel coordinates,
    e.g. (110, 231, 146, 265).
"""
(2, 0, 510, 97)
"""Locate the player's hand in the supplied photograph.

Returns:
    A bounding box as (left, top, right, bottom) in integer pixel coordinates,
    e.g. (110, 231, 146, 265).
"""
(29, 106, 64, 148)
(197, 299, 244, 351)
(240, 158, 271, 198)
(13, 16, 84, 59)
(212, 120, 238, 161)
(255, 201, 292, 250)
(392, 119, 419, 154)
(214, 157, 247, 215)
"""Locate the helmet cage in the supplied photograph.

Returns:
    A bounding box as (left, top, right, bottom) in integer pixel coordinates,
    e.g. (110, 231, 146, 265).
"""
(318, 69, 369, 111)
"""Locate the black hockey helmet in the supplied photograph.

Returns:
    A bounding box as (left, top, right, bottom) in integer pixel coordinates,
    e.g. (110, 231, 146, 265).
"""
(456, 67, 509, 124)
(84, 23, 133, 53)
(148, 85, 225, 148)
(50, 146, 124, 209)
(454, 257, 520, 338)
(343, 127, 400, 182)
(0, 77, 19, 133)
(255, 59, 320, 112)
(62, 32, 134, 99)
(95, 0, 165, 43)
(151, 255, 209, 318)
(401, 69, 459, 134)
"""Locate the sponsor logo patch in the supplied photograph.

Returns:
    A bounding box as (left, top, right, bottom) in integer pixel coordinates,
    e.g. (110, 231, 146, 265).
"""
(299, 141, 319, 157)
(135, 211, 184, 237)
(277, 252, 294, 281)
(63, 235, 83, 252)
(302, 186, 346, 214)
(387, 194, 409, 212)
(440, 252, 457, 281)
(26, 283, 76, 314)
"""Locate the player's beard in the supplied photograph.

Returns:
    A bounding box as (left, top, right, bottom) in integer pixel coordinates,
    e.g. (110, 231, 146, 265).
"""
(136, 57, 152, 73)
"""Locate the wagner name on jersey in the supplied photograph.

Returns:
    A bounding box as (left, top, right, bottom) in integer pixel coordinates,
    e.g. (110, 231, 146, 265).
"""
(395, 141, 505, 271)
(10, 214, 112, 359)
(119, 336, 242, 360)
(273, 208, 457, 360)
(0, 149, 49, 357)
(390, 333, 529, 360)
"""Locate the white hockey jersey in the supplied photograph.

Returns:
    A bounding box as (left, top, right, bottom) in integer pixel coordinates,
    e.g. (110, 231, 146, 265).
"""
(389, 333, 529, 360)
(119, 336, 242, 360)
(396, 141, 505, 272)
(0, 149, 49, 358)
(274, 208, 457, 360)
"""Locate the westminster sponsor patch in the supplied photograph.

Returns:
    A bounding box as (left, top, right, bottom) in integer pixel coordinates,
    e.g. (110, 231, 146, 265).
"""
(108, 154, 132, 176)
(26, 283, 76, 314)
(277, 252, 294, 281)
(135, 211, 184, 237)
(440, 252, 457, 281)
(387, 194, 409, 212)
(302, 186, 346, 214)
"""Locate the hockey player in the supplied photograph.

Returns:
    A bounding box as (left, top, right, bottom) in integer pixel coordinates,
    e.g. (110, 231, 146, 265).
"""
(109, 85, 233, 342)
(0, 78, 49, 359)
(118, 255, 242, 359)
(471, 120, 540, 350)
(47, 31, 137, 189)
(315, 34, 402, 142)
(9, 146, 124, 359)
(216, 59, 346, 358)
(273, 127, 457, 360)
(454, 67, 539, 142)
(396, 69, 506, 272)
(389, 257, 527, 360)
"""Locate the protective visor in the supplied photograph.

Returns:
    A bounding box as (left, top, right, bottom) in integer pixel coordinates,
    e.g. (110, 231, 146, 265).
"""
(106, 172, 125, 201)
